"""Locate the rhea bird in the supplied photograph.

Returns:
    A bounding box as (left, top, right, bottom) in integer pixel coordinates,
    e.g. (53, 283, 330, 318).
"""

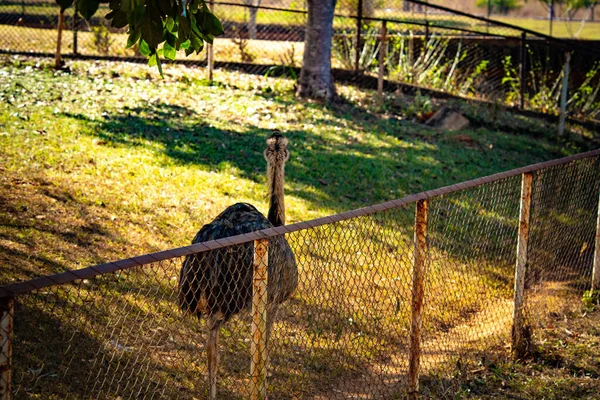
(178, 131, 298, 399)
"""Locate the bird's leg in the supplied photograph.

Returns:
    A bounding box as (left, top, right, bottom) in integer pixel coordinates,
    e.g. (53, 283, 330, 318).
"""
(207, 317, 222, 400)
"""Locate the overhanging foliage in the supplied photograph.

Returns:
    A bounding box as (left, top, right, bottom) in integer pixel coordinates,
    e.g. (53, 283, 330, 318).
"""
(54, 0, 223, 72)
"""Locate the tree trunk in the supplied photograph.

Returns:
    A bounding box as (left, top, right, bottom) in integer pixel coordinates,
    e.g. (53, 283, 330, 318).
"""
(297, 0, 337, 101)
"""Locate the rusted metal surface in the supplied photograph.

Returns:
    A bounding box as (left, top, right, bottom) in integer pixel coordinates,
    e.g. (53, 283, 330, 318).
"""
(593, 189, 600, 292)
(0, 298, 13, 400)
(1, 149, 600, 299)
(377, 20, 387, 105)
(408, 199, 428, 400)
(250, 239, 269, 400)
(512, 172, 532, 359)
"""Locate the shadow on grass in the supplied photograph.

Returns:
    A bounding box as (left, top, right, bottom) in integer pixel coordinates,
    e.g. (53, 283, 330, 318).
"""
(62, 100, 445, 211)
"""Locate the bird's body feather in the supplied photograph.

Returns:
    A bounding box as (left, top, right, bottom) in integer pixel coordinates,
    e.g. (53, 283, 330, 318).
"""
(179, 202, 297, 324)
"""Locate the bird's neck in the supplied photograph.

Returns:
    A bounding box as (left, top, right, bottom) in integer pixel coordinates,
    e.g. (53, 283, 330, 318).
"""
(267, 162, 285, 227)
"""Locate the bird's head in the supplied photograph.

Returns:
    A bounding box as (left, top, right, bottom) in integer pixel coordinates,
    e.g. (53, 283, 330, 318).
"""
(264, 130, 290, 164)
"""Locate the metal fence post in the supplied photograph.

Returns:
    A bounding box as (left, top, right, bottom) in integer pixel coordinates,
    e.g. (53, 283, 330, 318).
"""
(250, 239, 269, 400)
(592, 188, 600, 292)
(355, 0, 363, 73)
(512, 172, 532, 359)
(558, 51, 571, 137)
(519, 32, 526, 110)
(207, 0, 214, 82)
(408, 199, 428, 400)
(0, 297, 13, 400)
(377, 20, 387, 106)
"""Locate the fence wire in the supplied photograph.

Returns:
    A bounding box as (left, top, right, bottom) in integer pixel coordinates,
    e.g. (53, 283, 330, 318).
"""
(525, 156, 600, 327)
(1, 0, 599, 125)
(1, 151, 600, 399)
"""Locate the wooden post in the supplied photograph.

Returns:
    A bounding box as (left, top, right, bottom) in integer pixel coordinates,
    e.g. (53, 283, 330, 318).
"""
(558, 51, 571, 137)
(592, 188, 600, 292)
(55, 10, 65, 68)
(512, 172, 532, 359)
(0, 298, 13, 400)
(549, 0, 555, 36)
(519, 32, 527, 110)
(355, 0, 363, 73)
(73, 3, 79, 55)
(408, 199, 428, 400)
(250, 239, 269, 400)
(409, 30, 414, 78)
(377, 20, 387, 106)
(207, 0, 214, 82)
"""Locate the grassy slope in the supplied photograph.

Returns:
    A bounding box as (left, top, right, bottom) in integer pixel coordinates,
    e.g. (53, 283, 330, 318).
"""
(0, 55, 588, 280)
(0, 55, 598, 398)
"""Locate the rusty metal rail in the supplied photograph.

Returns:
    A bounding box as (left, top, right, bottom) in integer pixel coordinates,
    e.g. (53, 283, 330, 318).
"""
(1, 148, 599, 299)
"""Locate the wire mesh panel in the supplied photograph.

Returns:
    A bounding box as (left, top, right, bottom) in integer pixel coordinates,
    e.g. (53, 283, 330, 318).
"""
(419, 176, 521, 395)
(9, 204, 419, 399)
(13, 254, 252, 399)
(524, 155, 600, 327)
(277, 206, 415, 399)
(212, 2, 306, 70)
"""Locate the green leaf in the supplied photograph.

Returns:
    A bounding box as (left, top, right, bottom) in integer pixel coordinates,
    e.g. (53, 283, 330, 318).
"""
(141, 3, 165, 49)
(138, 39, 151, 56)
(157, 0, 176, 18)
(131, 3, 145, 26)
(199, 9, 223, 36)
(166, 31, 177, 47)
(121, 0, 133, 13)
(177, 15, 191, 40)
(179, 39, 191, 50)
(76, 0, 101, 20)
(108, 0, 120, 10)
(166, 16, 175, 32)
(148, 52, 158, 67)
(150, 53, 164, 77)
(189, 0, 199, 14)
(189, 32, 204, 53)
(163, 42, 176, 60)
(126, 27, 141, 48)
(107, 9, 128, 28)
(56, 0, 74, 12)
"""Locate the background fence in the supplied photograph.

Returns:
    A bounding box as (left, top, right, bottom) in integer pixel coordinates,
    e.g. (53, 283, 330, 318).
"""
(1, 0, 600, 128)
(0, 149, 599, 399)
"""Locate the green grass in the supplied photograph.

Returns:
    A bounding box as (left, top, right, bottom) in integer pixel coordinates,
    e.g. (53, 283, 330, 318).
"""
(0, 55, 598, 399)
(0, 55, 590, 277)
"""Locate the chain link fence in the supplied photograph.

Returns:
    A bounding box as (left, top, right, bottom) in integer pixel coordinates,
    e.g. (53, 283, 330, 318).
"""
(1, 0, 600, 127)
(1, 149, 599, 399)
